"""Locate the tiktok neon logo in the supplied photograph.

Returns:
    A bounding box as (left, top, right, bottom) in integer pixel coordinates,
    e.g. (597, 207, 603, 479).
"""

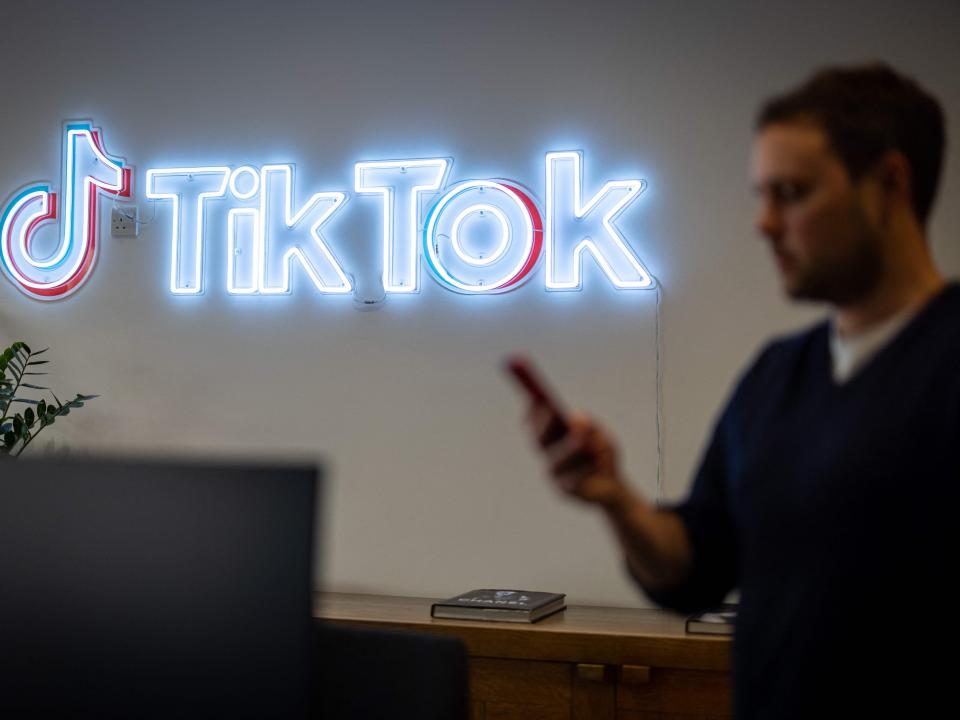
(0, 121, 131, 300)
(150, 152, 653, 296)
(1, 119, 657, 301)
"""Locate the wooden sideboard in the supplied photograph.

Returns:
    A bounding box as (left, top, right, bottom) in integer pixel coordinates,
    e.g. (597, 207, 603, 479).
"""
(314, 593, 733, 720)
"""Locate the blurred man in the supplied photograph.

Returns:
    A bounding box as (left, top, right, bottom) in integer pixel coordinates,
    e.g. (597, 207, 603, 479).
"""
(527, 64, 954, 718)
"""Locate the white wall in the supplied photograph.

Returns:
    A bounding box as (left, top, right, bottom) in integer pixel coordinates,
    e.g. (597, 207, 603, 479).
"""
(2, 0, 958, 606)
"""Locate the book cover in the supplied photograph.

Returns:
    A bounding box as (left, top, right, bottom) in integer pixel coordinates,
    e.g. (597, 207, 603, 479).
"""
(431, 589, 566, 623)
(685, 603, 737, 635)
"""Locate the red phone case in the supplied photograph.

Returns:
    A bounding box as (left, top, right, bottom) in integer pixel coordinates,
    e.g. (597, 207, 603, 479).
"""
(505, 356, 570, 434)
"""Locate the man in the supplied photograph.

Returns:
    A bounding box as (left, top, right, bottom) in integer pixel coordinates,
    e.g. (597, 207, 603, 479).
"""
(527, 64, 955, 718)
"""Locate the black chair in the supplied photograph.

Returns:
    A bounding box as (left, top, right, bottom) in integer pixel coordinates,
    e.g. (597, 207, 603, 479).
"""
(313, 621, 468, 720)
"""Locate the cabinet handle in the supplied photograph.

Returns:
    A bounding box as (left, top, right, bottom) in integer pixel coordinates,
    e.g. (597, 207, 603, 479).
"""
(619, 665, 651, 684)
(576, 663, 607, 682)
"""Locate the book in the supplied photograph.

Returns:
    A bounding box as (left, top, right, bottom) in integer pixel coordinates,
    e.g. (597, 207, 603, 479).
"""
(430, 589, 566, 623)
(685, 603, 737, 635)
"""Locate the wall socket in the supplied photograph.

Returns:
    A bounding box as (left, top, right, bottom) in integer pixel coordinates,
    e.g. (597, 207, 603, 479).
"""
(111, 205, 139, 237)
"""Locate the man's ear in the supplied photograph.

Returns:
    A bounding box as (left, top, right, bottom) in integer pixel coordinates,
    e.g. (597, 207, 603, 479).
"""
(868, 151, 914, 229)
(878, 150, 912, 201)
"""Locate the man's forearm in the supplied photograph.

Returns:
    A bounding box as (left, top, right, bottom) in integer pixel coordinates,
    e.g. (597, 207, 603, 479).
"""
(600, 484, 694, 593)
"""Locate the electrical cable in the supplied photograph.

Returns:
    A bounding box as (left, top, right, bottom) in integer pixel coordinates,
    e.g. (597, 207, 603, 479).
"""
(654, 281, 664, 503)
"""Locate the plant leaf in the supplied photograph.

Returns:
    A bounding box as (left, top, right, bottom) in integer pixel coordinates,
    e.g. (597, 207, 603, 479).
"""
(26, 360, 49, 366)
(11, 398, 40, 405)
(21, 383, 49, 390)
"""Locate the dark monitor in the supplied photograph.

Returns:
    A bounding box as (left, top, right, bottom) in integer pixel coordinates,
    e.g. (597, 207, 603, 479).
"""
(0, 456, 319, 720)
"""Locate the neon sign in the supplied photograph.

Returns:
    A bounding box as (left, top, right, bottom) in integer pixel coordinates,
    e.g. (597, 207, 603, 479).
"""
(1, 121, 656, 301)
(1, 122, 130, 300)
(145, 165, 350, 295)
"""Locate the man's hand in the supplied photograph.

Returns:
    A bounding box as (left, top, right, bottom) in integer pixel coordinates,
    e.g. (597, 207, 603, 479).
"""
(525, 401, 694, 592)
(528, 404, 628, 508)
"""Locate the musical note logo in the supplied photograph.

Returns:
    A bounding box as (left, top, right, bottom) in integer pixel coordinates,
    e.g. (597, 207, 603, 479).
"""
(1, 121, 131, 300)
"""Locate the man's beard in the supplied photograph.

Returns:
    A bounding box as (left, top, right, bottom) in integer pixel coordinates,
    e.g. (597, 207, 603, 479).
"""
(785, 209, 885, 307)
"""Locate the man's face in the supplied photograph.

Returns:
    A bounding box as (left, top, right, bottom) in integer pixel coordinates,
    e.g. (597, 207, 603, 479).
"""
(750, 122, 884, 305)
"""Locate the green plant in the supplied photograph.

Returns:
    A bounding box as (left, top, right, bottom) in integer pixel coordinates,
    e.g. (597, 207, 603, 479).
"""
(1, 341, 98, 457)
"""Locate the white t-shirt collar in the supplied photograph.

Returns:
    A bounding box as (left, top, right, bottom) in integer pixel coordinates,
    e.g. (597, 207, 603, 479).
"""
(829, 305, 918, 384)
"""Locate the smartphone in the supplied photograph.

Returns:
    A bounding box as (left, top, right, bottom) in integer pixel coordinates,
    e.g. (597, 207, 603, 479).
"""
(504, 355, 570, 439)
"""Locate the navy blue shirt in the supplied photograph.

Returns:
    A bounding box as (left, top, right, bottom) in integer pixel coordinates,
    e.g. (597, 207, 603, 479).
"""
(648, 283, 960, 719)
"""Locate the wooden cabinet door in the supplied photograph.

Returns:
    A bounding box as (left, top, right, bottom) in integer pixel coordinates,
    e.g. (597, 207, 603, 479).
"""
(469, 657, 573, 720)
(616, 667, 733, 719)
(468, 658, 733, 720)
(468, 658, 623, 720)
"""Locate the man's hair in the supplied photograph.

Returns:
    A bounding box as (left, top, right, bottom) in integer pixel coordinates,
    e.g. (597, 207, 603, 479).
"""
(756, 63, 946, 225)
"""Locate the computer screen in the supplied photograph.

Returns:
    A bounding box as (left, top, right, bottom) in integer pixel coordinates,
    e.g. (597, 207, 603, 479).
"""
(0, 456, 319, 720)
